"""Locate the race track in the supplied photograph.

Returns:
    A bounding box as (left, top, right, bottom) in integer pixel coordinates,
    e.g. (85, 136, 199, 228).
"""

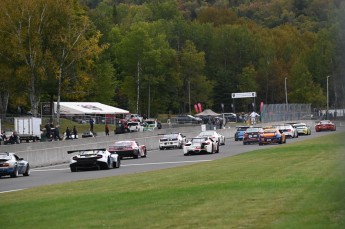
(1, 126, 343, 193)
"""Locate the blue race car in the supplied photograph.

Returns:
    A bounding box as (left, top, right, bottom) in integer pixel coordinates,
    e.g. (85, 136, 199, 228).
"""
(234, 126, 250, 141)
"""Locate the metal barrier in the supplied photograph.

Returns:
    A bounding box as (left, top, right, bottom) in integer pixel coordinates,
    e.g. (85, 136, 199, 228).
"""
(261, 103, 312, 122)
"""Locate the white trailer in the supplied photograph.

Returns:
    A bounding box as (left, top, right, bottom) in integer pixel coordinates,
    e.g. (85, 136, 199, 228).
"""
(14, 117, 42, 142)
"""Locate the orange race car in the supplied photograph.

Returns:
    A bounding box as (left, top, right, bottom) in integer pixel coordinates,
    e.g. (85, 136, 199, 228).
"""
(258, 127, 286, 145)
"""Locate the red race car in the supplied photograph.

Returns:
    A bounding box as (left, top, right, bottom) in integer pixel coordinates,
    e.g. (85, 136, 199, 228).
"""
(315, 120, 336, 132)
(109, 140, 147, 159)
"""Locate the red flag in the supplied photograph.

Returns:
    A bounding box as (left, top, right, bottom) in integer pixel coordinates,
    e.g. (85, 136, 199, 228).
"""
(194, 104, 199, 113)
(198, 103, 202, 112)
(260, 101, 264, 113)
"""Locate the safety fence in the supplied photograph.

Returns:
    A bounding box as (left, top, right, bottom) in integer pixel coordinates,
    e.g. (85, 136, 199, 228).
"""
(261, 103, 312, 123)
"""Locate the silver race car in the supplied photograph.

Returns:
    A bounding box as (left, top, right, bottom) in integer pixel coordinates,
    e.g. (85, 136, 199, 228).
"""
(0, 152, 30, 178)
(68, 148, 120, 172)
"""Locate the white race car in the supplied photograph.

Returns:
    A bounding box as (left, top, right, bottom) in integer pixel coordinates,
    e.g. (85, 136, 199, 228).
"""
(159, 133, 186, 150)
(183, 137, 219, 156)
(273, 124, 298, 138)
(68, 148, 120, 172)
(197, 130, 225, 145)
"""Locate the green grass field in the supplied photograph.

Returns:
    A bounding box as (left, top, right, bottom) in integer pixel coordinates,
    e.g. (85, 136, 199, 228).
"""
(1, 132, 344, 229)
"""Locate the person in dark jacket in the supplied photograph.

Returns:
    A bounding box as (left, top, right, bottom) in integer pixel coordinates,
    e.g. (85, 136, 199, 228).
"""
(45, 123, 51, 139)
(54, 125, 62, 141)
(73, 126, 78, 139)
(89, 118, 94, 133)
(105, 124, 109, 136)
(65, 127, 71, 139)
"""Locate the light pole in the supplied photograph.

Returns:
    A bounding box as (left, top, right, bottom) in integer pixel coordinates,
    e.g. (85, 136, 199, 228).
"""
(188, 79, 191, 114)
(327, 75, 331, 118)
(285, 77, 288, 105)
(285, 77, 288, 120)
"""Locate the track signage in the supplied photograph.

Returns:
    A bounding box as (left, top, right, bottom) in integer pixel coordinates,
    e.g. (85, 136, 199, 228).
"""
(231, 92, 256, 98)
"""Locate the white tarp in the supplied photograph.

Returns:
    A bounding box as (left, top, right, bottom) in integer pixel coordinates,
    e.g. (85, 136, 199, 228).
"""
(54, 102, 129, 115)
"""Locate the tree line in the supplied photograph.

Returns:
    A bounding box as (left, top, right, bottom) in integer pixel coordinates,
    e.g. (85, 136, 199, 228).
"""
(0, 0, 344, 118)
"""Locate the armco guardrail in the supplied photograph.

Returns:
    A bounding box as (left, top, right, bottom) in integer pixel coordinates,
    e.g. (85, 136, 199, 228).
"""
(0, 121, 315, 168)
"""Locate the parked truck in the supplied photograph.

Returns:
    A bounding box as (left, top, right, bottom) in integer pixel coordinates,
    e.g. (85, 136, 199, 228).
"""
(14, 117, 42, 143)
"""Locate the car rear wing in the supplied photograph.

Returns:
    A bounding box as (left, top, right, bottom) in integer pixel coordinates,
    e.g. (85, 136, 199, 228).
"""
(67, 148, 107, 154)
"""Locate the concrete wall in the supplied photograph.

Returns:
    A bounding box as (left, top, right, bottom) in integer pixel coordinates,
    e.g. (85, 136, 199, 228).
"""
(0, 121, 314, 168)
(0, 125, 235, 168)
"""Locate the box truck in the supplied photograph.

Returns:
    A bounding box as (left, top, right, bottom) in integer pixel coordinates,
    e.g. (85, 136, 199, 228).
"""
(14, 117, 42, 142)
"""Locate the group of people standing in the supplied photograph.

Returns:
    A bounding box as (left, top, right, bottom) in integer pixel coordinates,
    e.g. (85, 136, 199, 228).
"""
(0, 131, 20, 145)
(45, 123, 78, 141)
(64, 126, 78, 140)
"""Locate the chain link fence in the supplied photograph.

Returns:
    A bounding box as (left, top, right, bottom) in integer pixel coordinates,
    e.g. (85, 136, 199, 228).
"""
(261, 103, 312, 123)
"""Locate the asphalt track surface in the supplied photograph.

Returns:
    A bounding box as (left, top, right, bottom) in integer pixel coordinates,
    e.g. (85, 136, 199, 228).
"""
(1, 126, 343, 193)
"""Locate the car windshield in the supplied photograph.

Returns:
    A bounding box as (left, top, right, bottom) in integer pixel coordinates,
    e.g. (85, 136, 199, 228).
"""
(319, 121, 331, 124)
(163, 134, 178, 139)
(0, 154, 12, 160)
(237, 127, 248, 131)
(264, 129, 276, 133)
(80, 150, 99, 155)
(128, 123, 139, 126)
(246, 128, 261, 132)
(294, 124, 306, 128)
(199, 131, 215, 136)
(274, 125, 291, 129)
(113, 141, 133, 147)
(191, 138, 207, 143)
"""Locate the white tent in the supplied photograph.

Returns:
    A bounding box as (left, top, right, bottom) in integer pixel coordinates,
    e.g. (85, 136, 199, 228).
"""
(195, 109, 220, 116)
(53, 102, 129, 115)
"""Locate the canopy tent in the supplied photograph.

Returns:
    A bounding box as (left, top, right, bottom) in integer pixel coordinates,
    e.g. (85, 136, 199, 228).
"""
(195, 109, 220, 116)
(54, 102, 129, 115)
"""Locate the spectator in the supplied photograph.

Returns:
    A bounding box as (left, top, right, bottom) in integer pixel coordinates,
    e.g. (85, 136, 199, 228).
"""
(89, 118, 94, 133)
(9, 131, 20, 144)
(105, 124, 109, 136)
(73, 126, 78, 139)
(45, 122, 51, 139)
(54, 125, 62, 141)
(1, 131, 7, 145)
(249, 111, 260, 125)
(65, 127, 71, 139)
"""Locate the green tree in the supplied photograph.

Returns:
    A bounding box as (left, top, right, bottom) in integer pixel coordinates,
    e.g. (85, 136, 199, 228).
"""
(116, 22, 158, 114)
(289, 60, 325, 107)
(179, 40, 211, 113)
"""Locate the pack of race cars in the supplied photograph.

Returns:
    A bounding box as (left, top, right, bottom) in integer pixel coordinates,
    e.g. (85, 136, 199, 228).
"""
(0, 120, 337, 176)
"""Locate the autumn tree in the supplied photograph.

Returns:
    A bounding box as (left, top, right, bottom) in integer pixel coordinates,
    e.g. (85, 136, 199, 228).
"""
(0, 0, 104, 120)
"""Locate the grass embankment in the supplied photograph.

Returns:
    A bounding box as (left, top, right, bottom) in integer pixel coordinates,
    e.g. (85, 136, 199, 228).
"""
(1, 133, 344, 228)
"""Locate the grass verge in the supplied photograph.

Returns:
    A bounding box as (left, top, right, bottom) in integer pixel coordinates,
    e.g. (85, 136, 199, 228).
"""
(1, 132, 344, 229)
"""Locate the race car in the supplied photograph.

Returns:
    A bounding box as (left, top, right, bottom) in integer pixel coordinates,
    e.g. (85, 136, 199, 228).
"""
(0, 152, 30, 178)
(243, 127, 263, 145)
(197, 130, 225, 145)
(315, 120, 336, 132)
(183, 137, 219, 156)
(108, 140, 147, 159)
(272, 124, 298, 138)
(159, 133, 186, 150)
(68, 148, 120, 172)
(292, 123, 311, 135)
(259, 128, 286, 145)
(234, 126, 250, 141)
